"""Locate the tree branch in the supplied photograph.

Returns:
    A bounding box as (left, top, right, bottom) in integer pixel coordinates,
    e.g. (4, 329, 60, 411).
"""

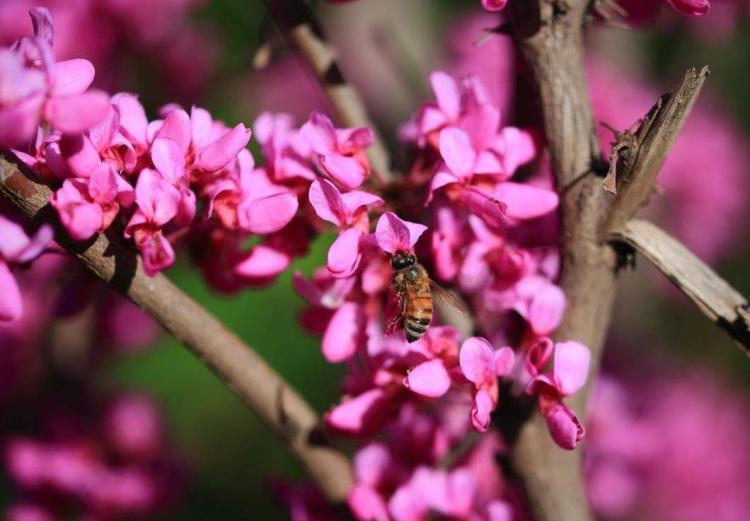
(610, 219, 750, 355)
(507, 2, 616, 521)
(261, 0, 392, 184)
(0, 152, 353, 503)
(605, 66, 709, 233)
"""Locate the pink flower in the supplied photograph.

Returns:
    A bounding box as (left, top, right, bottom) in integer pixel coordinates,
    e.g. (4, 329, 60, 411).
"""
(254, 112, 316, 183)
(151, 105, 251, 225)
(459, 337, 514, 431)
(434, 126, 553, 222)
(124, 169, 181, 276)
(310, 178, 383, 278)
(208, 149, 299, 234)
(0, 215, 52, 321)
(0, 8, 108, 147)
(526, 340, 590, 449)
(50, 163, 133, 241)
(301, 111, 373, 189)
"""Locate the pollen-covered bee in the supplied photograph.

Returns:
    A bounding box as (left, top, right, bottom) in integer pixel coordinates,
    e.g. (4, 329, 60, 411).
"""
(386, 251, 468, 343)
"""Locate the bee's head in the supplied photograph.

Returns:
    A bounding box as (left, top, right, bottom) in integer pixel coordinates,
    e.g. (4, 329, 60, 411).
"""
(391, 252, 416, 270)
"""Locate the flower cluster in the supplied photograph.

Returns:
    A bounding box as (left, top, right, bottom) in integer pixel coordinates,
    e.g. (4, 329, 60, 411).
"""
(5, 392, 184, 520)
(287, 70, 591, 519)
(585, 370, 750, 521)
(2, 9, 371, 287)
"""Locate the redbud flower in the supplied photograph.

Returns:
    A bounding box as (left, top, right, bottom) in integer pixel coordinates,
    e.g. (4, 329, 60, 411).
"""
(301, 111, 373, 189)
(124, 169, 181, 276)
(526, 339, 591, 449)
(51, 163, 133, 241)
(310, 177, 383, 279)
(459, 337, 514, 431)
(0, 8, 108, 147)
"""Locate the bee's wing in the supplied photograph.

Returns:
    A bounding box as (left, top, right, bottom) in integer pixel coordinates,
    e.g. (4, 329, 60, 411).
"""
(429, 280, 470, 315)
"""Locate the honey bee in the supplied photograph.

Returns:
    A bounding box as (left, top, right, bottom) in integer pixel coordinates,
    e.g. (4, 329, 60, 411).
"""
(386, 251, 468, 343)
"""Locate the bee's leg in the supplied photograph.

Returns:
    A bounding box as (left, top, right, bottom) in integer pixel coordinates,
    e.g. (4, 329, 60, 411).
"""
(385, 292, 406, 335)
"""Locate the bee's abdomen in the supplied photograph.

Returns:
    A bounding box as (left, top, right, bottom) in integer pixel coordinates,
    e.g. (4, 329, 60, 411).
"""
(404, 293, 432, 343)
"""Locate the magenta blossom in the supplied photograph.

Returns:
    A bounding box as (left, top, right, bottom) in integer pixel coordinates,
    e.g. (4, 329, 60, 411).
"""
(50, 163, 134, 241)
(459, 337, 514, 431)
(525, 339, 591, 449)
(124, 169, 181, 276)
(301, 111, 373, 189)
(0, 8, 108, 148)
(310, 177, 383, 278)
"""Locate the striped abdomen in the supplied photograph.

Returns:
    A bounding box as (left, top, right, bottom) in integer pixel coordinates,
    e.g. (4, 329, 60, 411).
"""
(404, 283, 432, 343)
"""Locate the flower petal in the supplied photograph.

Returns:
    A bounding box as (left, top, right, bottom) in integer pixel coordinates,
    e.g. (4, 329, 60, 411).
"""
(196, 123, 251, 172)
(439, 127, 476, 178)
(553, 341, 590, 396)
(375, 212, 427, 255)
(300, 111, 337, 155)
(326, 388, 388, 436)
(495, 182, 558, 220)
(459, 337, 495, 385)
(320, 154, 366, 189)
(52, 59, 95, 96)
(235, 244, 291, 279)
(327, 228, 362, 278)
(470, 389, 494, 432)
(238, 192, 298, 235)
(154, 108, 191, 152)
(528, 282, 566, 336)
(430, 71, 461, 120)
(405, 359, 451, 398)
(544, 402, 585, 450)
(308, 178, 346, 227)
(45, 91, 110, 134)
(322, 302, 363, 362)
(494, 347, 515, 377)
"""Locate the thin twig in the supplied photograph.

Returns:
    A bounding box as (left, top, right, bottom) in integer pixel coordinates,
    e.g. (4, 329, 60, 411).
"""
(261, 0, 393, 185)
(610, 219, 750, 355)
(507, 2, 616, 521)
(605, 66, 709, 233)
(0, 152, 353, 502)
